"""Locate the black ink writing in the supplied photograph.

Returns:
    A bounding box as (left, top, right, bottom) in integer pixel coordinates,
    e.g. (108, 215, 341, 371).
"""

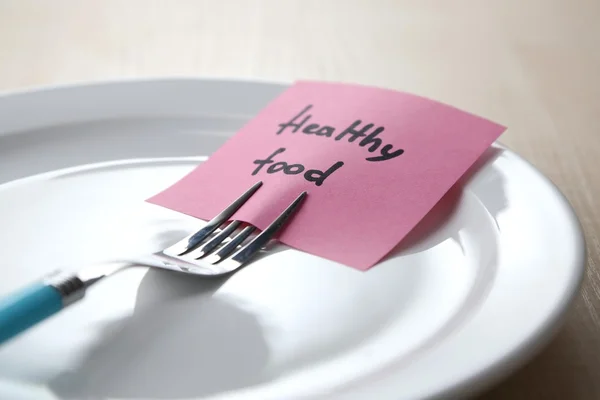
(359, 127, 384, 152)
(253, 147, 343, 186)
(366, 143, 404, 162)
(276, 105, 404, 162)
(316, 126, 334, 137)
(302, 123, 320, 134)
(335, 120, 372, 143)
(276, 105, 312, 134)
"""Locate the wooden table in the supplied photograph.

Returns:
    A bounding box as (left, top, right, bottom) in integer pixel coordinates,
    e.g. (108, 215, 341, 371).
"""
(1, 1, 598, 398)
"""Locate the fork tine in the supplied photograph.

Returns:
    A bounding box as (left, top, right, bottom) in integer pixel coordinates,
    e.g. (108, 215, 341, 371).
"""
(188, 220, 242, 259)
(179, 181, 262, 255)
(217, 191, 307, 268)
(202, 225, 256, 264)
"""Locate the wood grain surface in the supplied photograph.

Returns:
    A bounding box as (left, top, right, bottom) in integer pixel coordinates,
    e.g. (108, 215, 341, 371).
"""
(0, 1, 599, 398)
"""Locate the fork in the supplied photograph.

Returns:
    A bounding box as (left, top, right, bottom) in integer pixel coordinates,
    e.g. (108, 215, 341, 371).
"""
(0, 181, 306, 345)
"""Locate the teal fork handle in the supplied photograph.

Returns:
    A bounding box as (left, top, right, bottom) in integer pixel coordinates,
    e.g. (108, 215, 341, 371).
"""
(0, 282, 63, 345)
(0, 273, 85, 345)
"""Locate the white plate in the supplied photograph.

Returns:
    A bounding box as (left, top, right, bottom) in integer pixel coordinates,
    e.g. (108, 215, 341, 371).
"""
(0, 79, 585, 400)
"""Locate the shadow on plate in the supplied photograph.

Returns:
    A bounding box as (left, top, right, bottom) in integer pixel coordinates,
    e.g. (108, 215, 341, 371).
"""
(47, 147, 509, 400)
(48, 226, 273, 400)
(392, 146, 507, 257)
(49, 268, 271, 399)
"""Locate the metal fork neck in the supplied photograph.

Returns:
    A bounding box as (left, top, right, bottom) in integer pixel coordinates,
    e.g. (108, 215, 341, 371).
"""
(45, 261, 131, 307)
(44, 272, 86, 307)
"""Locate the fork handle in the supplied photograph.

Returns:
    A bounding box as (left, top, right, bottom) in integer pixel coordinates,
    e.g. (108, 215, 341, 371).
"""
(0, 272, 85, 345)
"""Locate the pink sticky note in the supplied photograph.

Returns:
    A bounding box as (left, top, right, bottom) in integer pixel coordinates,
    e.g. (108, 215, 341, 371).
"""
(148, 81, 505, 270)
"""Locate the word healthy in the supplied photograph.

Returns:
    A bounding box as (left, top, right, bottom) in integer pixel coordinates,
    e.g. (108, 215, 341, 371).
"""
(251, 104, 405, 186)
(277, 105, 404, 162)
